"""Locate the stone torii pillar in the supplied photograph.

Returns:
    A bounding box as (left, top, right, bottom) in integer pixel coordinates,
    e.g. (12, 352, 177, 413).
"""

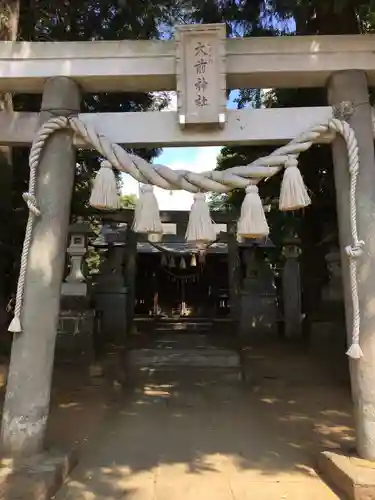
(327, 70, 375, 461)
(1, 77, 81, 456)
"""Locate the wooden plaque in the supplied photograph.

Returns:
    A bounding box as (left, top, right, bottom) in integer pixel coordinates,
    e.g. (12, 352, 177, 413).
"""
(176, 23, 226, 129)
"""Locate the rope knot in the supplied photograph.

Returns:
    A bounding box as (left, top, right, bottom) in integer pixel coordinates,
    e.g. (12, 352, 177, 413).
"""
(245, 185, 258, 195)
(100, 160, 112, 169)
(345, 241, 364, 259)
(194, 192, 206, 201)
(285, 157, 298, 169)
(141, 184, 153, 193)
(22, 193, 40, 216)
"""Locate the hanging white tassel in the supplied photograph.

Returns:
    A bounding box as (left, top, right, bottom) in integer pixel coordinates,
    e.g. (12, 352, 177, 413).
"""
(8, 315, 21, 333)
(185, 193, 216, 244)
(346, 343, 364, 359)
(237, 184, 269, 239)
(89, 160, 120, 210)
(133, 184, 162, 235)
(180, 257, 186, 269)
(279, 157, 311, 211)
(190, 254, 197, 267)
(169, 256, 176, 268)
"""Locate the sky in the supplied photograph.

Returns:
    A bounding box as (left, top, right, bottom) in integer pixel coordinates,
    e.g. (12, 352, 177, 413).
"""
(121, 91, 240, 210)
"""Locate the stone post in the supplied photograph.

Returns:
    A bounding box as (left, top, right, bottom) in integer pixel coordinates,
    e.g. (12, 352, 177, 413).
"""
(125, 228, 137, 335)
(94, 223, 127, 344)
(1, 77, 80, 456)
(227, 223, 240, 320)
(327, 70, 375, 460)
(322, 246, 344, 305)
(281, 236, 302, 340)
(239, 245, 277, 343)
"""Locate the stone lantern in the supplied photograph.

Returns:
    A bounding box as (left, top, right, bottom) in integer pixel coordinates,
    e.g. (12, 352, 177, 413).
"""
(62, 216, 93, 297)
(57, 216, 95, 368)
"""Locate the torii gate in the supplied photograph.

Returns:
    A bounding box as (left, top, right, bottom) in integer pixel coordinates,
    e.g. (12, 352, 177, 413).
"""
(0, 25, 374, 468)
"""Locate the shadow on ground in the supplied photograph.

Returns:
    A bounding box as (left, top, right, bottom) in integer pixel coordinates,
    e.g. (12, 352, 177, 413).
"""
(46, 341, 352, 500)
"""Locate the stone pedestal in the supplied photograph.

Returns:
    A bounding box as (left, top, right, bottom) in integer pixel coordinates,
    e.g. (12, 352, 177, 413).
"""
(309, 244, 347, 381)
(95, 282, 128, 343)
(55, 296, 95, 367)
(239, 248, 278, 344)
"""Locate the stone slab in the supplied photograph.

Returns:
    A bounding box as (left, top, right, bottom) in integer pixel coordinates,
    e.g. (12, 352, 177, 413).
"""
(318, 450, 375, 500)
(0, 448, 78, 500)
(127, 348, 240, 368)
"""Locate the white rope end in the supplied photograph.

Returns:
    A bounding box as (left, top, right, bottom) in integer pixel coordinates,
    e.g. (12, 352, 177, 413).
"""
(346, 343, 364, 359)
(8, 316, 22, 333)
(185, 193, 216, 244)
(279, 157, 311, 211)
(90, 160, 120, 210)
(237, 185, 269, 239)
(133, 184, 163, 234)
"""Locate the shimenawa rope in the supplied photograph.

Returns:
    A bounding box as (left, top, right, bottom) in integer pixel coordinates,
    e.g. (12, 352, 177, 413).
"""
(9, 115, 364, 360)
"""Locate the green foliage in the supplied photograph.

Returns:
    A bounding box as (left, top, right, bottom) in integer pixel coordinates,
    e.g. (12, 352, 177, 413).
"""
(205, 0, 374, 311)
(13, 0, 172, 218)
(2, 0, 181, 300)
(120, 193, 137, 208)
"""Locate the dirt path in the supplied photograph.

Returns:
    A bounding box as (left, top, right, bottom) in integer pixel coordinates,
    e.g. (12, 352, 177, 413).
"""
(0, 342, 353, 499)
(55, 360, 350, 500)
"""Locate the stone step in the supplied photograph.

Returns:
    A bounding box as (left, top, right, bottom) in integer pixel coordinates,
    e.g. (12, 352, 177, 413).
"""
(149, 334, 212, 350)
(127, 348, 240, 369)
(130, 366, 242, 387)
(154, 322, 212, 332)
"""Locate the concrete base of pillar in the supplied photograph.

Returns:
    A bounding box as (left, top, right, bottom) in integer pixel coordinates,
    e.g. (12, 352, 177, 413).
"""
(0, 448, 78, 500)
(55, 296, 95, 367)
(318, 450, 375, 500)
